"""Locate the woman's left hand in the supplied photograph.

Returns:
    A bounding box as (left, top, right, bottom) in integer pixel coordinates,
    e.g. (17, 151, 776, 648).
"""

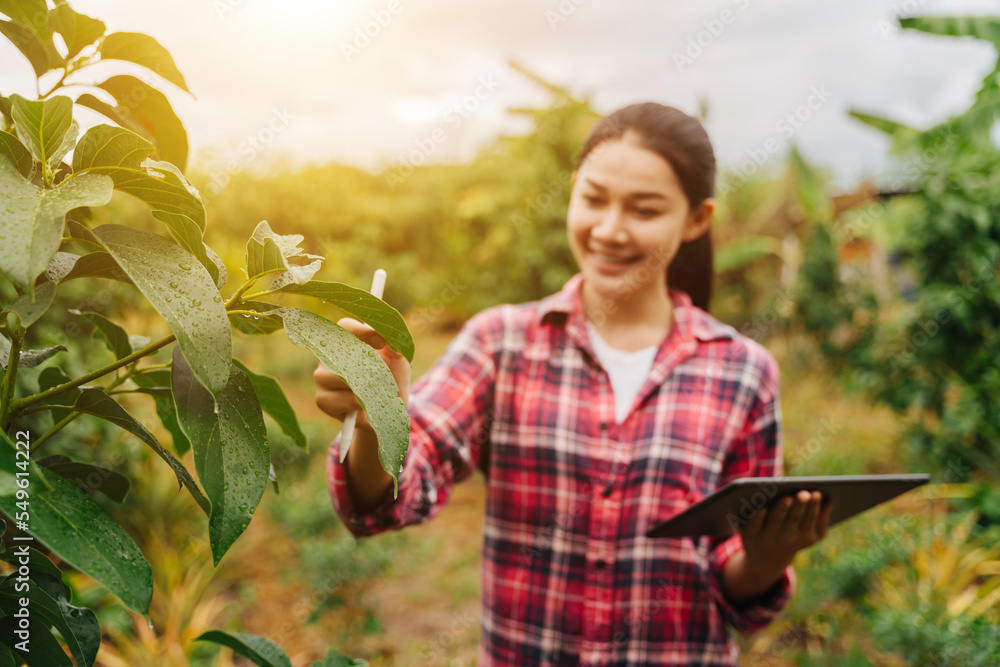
(740, 490, 834, 582)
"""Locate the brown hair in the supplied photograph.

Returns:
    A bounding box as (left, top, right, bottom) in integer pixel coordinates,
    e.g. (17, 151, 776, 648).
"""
(577, 103, 715, 311)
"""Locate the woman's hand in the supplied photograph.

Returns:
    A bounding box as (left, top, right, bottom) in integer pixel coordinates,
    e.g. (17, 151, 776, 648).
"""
(313, 317, 412, 429)
(313, 317, 413, 511)
(741, 490, 833, 582)
(721, 490, 833, 604)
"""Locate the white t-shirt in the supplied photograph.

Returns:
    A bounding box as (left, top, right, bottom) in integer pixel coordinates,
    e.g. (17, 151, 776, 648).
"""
(584, 321, 659, 424)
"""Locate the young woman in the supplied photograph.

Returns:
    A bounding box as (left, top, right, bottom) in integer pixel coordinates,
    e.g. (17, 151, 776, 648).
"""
(314, 102, 832, 666)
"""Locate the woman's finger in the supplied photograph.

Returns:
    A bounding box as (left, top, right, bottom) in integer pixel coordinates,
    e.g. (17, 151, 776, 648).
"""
(778, 490, 810, 534)
(817, 501, 835, 539)
(337, 317, 387, 349)
(314, 363, 348, 390)
(798, 491, 822, 535)
(743, 506, 767, 538)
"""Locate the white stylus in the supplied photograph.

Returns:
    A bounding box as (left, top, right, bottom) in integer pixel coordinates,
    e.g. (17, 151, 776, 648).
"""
(339, 268, 387, 464)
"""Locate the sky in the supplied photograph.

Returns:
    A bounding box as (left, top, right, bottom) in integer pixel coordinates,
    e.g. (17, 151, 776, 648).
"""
(2, 0, 999, 193)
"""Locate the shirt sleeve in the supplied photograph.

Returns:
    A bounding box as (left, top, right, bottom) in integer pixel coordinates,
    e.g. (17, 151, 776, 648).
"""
(327, 308, 499, 538)
(706, 348, 795, 634)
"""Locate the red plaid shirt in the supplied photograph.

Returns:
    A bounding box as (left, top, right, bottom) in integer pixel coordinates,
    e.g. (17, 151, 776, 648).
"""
(328, 273, 794, 666)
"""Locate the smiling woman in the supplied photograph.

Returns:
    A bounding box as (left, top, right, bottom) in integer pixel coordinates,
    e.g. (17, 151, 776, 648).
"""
(317, 102, 833, 667)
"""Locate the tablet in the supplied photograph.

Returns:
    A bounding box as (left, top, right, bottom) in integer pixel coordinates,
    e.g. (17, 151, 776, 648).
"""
(645, 474, 931, 539)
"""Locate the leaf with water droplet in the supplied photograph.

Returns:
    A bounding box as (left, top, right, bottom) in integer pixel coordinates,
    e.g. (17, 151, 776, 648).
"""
(172, 350, 268, 565)
(278, 306, 408, 496)
(91, 224, 230, 397)
(0, 432, 153, 616)
(0, 159, 113, 289)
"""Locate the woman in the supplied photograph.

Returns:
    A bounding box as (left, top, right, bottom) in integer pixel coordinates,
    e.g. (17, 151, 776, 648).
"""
(314, 102, 832, 666)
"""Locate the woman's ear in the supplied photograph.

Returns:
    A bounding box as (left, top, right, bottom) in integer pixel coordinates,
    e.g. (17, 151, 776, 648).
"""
(682, 197, 714, 242)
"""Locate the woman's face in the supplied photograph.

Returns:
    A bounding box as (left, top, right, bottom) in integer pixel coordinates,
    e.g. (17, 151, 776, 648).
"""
(567, 134, 713, 308)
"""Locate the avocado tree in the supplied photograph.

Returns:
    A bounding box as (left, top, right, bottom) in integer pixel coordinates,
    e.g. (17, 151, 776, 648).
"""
(0, 1, 409, 665)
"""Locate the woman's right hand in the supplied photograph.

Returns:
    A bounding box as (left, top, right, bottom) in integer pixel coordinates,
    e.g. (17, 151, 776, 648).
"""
(313, 317, 412, 431)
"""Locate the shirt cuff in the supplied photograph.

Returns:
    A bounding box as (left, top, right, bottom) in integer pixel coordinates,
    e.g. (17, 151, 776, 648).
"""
(708, 534, 796, 634)
(327, 433, 412, 537)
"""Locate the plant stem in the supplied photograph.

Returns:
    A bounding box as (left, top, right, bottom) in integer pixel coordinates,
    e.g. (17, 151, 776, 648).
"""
(31, 411, 77, 452)
(0, 330, 23, 429)
(30, 367, 135, 453)
(225, 278, 259, 308)
(15, 334, 175, 413)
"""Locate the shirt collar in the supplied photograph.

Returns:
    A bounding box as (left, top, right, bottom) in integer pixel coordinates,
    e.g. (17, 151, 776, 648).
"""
(538, 272, 736, 343)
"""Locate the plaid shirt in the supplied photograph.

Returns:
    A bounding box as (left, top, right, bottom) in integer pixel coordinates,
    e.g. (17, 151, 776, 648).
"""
(328, 273, 794, 666)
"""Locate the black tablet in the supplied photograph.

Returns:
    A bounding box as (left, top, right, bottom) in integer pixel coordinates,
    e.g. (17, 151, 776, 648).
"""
(645, 474, 931, 539)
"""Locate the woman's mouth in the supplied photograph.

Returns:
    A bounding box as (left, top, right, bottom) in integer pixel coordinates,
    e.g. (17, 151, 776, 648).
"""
(589, 249, 641, 273)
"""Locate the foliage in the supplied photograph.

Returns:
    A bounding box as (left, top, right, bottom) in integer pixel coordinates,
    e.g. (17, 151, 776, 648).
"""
(795, 15, 1000, 489)
(0, 1, 411, 664)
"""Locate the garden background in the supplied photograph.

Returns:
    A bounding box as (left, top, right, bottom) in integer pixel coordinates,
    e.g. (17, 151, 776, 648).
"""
(1, 1, 999, 665)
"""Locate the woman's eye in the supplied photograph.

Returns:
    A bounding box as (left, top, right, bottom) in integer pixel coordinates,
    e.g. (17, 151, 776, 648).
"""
(583, 195, 603, 206)
(634, 208, 660, 218)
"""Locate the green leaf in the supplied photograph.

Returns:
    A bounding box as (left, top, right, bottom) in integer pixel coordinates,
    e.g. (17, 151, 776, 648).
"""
(245, 220, 323, 284)
(75, 92, 154, 142)
(279, 307, 408, 495)
(0, 129, 33, 178)
(0, 0, 49, 29)
(900, 15, 1000, 49)
(131, 369, 191, 456)
(49, 1, 105, 59)
(194, 631, 292, 667)
(848, 110, 919, 144)
(0, 576, 86, 666)
(72, 387, 211, 515)
(0, 614, 72, 666)
(233, 359, 307, 449)
(0, 158, 113, 288)
(152, 210, 219, 284)
(229, 301, 283, 336)
(206, 244, 228, 289)
(100, 32, 190, 93)
(0, 545, 65, 585)
(0, 20, 50, 77)
(0, 95, 11, 127)
(43, 251, 78, 282)
(0, 334, 66, 368)
(268, 281, 414, 362)
(172, 350, 269, 565)
(40, 459, 131, 504)
(715, 235, 785, 273)
(0, 431, 153, 615)
(5, 279, 55, 327)
(310, 650, 369, 667)
(91, 224, 231, 396)
(72, 124, 205, 228)
(69, 308, 132, 359)
(59, 251, 132, 284)
(94, 75, 189, 171)
(36, 366, 78, 427)
(789, 146, 834, 223)
(9, 94, 73, 171)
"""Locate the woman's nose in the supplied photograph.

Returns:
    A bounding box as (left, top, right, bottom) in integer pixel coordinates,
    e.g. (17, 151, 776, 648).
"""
(592, 206, 627, 241)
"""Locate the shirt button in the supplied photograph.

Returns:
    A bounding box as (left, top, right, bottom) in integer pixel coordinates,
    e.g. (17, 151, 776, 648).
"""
(600, 422, 608, 431)
(595, 559, 607, 570)
(602, 484, 613, 497)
